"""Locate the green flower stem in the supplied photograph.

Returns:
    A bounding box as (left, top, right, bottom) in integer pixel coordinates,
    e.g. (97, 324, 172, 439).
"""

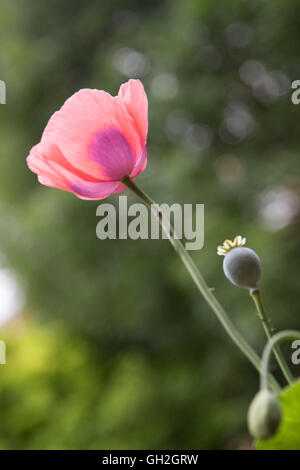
(261, 330, 300, 391)
(250, 289, 294, 386)
(122, 176, 280, 394)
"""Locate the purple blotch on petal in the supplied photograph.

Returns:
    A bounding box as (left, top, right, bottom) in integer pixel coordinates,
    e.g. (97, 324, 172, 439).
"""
(90, 127, 136, 180)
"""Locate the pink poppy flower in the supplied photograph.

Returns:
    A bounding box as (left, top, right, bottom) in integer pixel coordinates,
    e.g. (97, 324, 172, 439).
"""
(27, 79, 148, 199)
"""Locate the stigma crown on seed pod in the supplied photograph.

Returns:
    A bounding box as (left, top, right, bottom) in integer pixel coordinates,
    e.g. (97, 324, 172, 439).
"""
(217, 235, 246, 256)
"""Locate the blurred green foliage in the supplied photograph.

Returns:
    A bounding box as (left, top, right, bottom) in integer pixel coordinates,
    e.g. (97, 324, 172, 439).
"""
(0, 0, 299, 449)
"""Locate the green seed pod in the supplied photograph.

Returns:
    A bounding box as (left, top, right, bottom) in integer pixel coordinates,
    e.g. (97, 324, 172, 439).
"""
(223, 246, 261, 289)
(247, 390, 282, 440)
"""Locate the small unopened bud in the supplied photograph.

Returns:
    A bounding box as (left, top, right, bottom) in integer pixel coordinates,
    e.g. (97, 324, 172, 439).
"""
(247, 390, 282, 440)
(217, 236, 261, 289)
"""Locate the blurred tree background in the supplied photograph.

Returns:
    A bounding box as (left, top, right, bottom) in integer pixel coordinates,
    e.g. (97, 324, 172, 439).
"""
(0, 0, 299, 450)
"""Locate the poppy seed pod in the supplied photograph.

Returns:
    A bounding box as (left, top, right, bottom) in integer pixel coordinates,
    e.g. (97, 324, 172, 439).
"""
(247, 390, 282, 440)
(223, 246, 262, 289)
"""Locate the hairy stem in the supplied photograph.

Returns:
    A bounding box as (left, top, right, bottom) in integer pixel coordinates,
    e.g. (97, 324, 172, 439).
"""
(250, 289, 294, 386)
